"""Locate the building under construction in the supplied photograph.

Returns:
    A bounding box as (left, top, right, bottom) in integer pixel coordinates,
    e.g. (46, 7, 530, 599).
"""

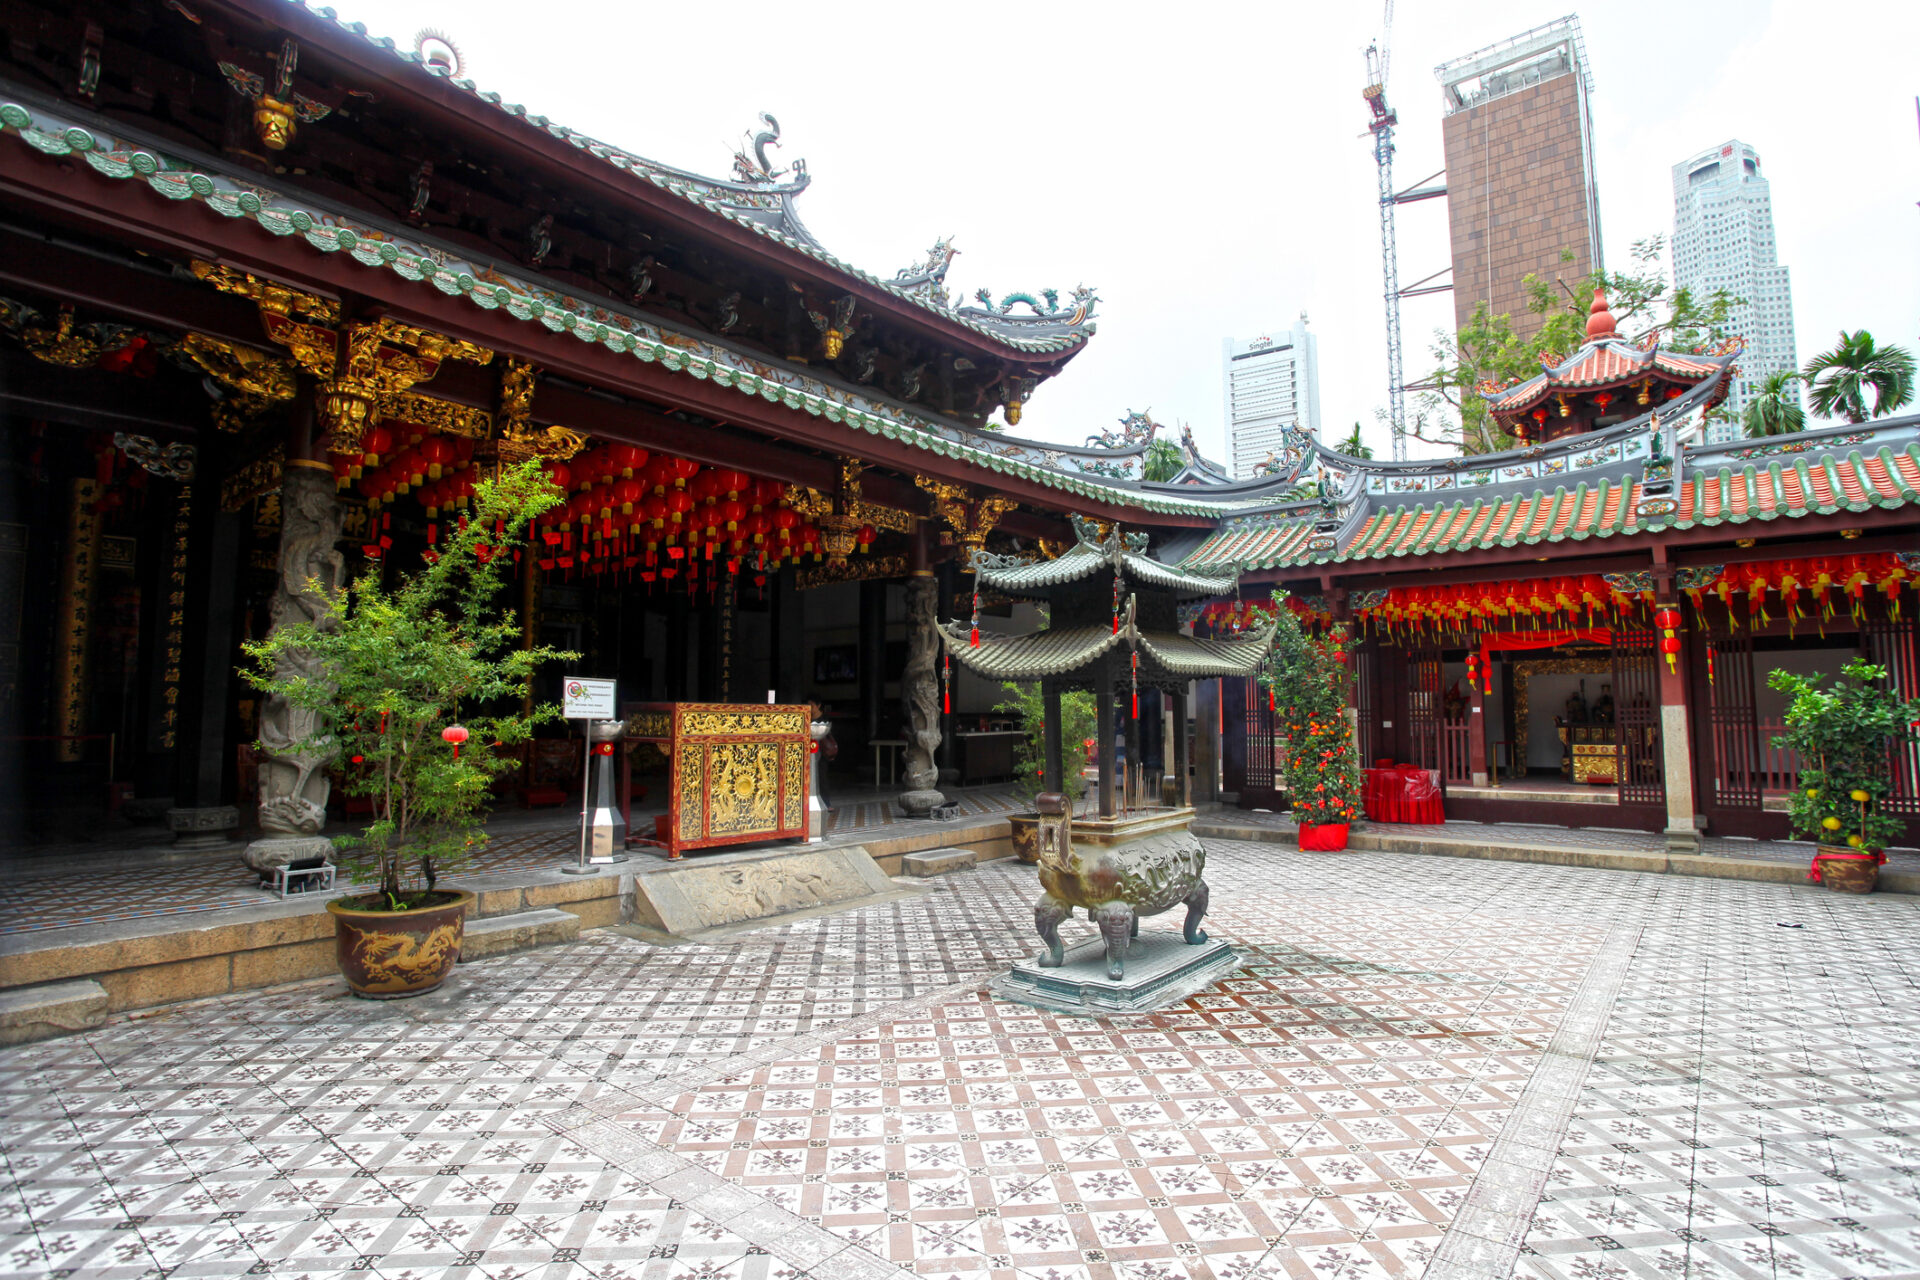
(1436, 16, 1603, 343)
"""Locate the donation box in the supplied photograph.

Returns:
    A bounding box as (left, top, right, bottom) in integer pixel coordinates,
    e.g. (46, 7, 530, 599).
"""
(624, 702, 812, 858)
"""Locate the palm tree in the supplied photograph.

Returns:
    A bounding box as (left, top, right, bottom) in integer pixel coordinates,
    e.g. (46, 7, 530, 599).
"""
(1141, 438, 1183, 482)
(1803, 330, 1915, 424)
(1742, 371, 1806, 438)
(1336, 423, 1374, 459)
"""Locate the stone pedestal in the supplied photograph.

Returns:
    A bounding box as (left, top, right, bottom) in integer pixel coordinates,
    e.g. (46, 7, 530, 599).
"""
(807, 721, 831, 841)
(242, 835, 335, 875)
(168, 805, 238, 849)
(994, 933, 1239, 1016)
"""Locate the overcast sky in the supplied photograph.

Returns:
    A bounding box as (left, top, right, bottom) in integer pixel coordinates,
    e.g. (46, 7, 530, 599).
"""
(330, 0, 1919, 460)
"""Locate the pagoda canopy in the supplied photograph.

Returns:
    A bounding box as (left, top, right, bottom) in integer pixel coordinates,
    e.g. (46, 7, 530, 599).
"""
(1482, 289, 1739, 442)
(941, 516, 1273, 694)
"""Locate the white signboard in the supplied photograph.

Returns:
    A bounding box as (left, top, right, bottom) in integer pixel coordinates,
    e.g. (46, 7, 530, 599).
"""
(562, 677, 617, 720)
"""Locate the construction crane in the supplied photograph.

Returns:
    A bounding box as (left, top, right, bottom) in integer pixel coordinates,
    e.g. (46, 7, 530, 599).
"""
(1363, 3, 1449, 463)
(1362, 3, 1408, 461)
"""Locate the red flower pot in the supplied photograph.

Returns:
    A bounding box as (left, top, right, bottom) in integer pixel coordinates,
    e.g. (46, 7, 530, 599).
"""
(1298, 821, 1351, 852)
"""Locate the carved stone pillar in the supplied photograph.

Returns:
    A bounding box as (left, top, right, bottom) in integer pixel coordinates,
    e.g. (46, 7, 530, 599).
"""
(247, 458, 345, 869)
(899, 571, 946, 816)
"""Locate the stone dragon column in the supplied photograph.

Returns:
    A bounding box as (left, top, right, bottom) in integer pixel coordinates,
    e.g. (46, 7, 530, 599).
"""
(899, 568, 947, 817)
(245, 458, 346, 873)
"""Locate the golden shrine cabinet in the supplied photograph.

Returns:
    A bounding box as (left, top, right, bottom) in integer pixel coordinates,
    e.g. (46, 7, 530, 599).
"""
(624, 703, 812, 858)
(1556, 723, 1619, 785)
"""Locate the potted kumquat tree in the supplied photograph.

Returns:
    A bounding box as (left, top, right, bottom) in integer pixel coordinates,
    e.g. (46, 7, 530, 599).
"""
(1769, 659, 1920, 894)
(1259, 593, 1364, 850)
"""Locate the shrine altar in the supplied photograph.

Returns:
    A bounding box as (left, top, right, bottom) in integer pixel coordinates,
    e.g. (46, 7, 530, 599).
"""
(622, 702, 812, 859)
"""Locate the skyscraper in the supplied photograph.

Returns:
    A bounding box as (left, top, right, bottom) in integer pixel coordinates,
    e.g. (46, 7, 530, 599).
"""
(1436, 17, 1602, 344)
(1223, 316, 1320, 479)
(1671, 140, 1797, 444)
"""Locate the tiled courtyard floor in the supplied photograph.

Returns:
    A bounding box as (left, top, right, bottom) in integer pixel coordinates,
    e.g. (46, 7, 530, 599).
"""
(0, 786, 1026, 936)
(4, 841, 1918, 1279)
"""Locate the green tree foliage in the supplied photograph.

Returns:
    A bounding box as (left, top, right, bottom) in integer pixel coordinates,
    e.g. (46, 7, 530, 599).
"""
(1742, 371, 1806, 438)
(240, 462, 578, 908)
(1803, 330, 1915, 424)
(994, 681, 1098, 802)
(1768, 659, 1920, 854)
(1141, 437, 1184, 482)
(1257, 595, 1362, 827)
(1409, 237, 1741, 455)
(1335, 423, 1373, 459)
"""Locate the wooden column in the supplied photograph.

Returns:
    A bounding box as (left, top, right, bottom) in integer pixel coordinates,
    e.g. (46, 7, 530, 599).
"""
(859, 580, 885, 743)
(1096, 668, 1115, 818)
(1172, 688, 1192, 807)
(52, 478, 102, 763)
(1655, 577, 1700, 854)
(1468, 639, 1489, 786)
(1042, 679, 1064, 794)
(1193, 679, 1221, 804)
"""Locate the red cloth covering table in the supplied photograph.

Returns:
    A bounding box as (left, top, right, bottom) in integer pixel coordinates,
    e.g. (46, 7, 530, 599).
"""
(1363, 764, 1445, 824)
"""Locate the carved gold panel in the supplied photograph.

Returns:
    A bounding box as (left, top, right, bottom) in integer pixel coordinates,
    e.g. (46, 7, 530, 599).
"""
(705, 742, 783, 837)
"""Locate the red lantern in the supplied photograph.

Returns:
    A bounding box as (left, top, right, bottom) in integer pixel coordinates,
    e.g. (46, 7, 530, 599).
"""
(441, 723, 469, 760)
(606, 443, 648, 478)
(362, 426, 394, 466)
(1653, 607, 1682, 631)
(1658, 635, 1682, 656)
(421, 436, 456, 480)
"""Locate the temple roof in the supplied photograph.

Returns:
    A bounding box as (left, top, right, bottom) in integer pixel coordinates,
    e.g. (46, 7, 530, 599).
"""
(973, 517, 1239, 600)
(1177, 417, 1920, 573)
(1481, 290, 1739, 421)
(937, 603, 1275, 681)
(281, 1, 1096, 357)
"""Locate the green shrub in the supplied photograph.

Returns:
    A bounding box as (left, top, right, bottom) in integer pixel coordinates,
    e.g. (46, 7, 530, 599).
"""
(1769, 658, 1920, 853)
(993, 681, 1097, 803)
(240, 461, 578, 908)
(1258, 592, 1363, 826)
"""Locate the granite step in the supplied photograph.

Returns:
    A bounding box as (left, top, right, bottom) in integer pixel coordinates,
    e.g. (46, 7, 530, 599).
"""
(0, 978, 110, 1046)
(459, 908, 581, 962)
(900, 848, 978, 878)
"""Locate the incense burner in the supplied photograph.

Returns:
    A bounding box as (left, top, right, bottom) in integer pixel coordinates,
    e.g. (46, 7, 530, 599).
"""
(1030, 796, 1210, 980)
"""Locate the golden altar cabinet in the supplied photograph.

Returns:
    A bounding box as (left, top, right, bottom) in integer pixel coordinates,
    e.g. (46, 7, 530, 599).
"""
(623, 702, 812, 858)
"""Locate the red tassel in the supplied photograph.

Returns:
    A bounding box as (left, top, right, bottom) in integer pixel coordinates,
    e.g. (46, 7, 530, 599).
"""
(1133, 689, 1139, 718)
(970, 626, 979, 647)
(944, 687, 951, 714)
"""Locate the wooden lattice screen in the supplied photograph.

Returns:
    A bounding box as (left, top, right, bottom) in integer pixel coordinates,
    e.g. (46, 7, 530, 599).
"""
(1863, 618, 1920, 819)
(1612, 622, 1665, 808)
(1407, 648, 1443, 786)
(1706, 625, 1761, 812)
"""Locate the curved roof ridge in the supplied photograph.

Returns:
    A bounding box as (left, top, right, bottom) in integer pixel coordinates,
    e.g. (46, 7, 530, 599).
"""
(279, 0, 1095, 355)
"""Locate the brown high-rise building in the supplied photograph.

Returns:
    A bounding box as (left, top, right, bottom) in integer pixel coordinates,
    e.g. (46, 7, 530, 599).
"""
(1437, 17, 1602, 344)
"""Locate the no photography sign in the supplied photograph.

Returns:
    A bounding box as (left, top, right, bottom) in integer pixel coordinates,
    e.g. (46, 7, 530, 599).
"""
(562, 677, 616, 720)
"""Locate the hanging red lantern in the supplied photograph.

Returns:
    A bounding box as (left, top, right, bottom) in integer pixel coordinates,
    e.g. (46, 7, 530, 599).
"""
(1653, 607, 1682, 631)
(441, 723, 469, 760)
(362, 426, 394, 466)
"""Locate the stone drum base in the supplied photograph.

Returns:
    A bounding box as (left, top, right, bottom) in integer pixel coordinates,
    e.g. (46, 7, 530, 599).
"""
(992, 931, 1238, 1016)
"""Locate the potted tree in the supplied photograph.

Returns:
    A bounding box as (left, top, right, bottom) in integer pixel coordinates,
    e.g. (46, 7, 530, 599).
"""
(241, 461, 576, 996)
(1769, 658, 1920, 894)
(1260, 595, 1364, 850)
(995, 681, 1097, 862)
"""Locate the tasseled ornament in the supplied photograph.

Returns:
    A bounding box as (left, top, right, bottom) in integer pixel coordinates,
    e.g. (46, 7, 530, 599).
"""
(942, 651, 951, 715)
(970, 573, 981, 648)
(1131, 651, 1139, 720)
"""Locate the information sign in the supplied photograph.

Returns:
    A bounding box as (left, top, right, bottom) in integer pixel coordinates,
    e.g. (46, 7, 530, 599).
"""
(562, 677, 617, 720)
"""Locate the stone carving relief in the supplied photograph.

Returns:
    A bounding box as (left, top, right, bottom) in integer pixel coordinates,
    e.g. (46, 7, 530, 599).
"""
(256, 463, 345, 835)
(899, 575, 946, 815)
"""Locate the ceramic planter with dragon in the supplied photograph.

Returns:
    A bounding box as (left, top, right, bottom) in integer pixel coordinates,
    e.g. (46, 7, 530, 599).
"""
(326, 890, 474, 997)
(1031, 796, 1210, 980)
